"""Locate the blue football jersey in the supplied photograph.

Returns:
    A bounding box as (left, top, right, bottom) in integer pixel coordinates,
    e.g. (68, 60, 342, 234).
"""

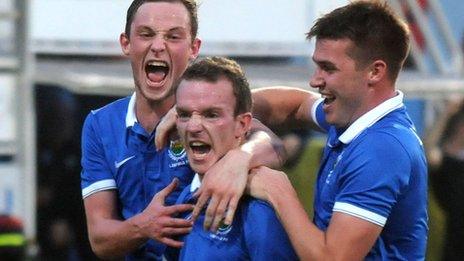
(168, 176, 298, 261)
(312, 91, 428, 260)
(81, 94, 195, 260)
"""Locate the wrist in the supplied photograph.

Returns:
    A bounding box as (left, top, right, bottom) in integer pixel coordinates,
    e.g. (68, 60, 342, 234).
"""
(232, 146, 254, 169)
(128, 212, 150, 240)
(266, 176, 298, 211)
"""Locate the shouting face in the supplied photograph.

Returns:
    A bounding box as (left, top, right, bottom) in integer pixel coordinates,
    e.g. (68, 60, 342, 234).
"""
(176, 78, 251, 174)
(120, 2, 201, 105)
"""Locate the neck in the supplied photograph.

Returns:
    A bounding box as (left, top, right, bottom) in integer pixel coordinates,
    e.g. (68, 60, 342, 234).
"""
(135, 94, 176, 134)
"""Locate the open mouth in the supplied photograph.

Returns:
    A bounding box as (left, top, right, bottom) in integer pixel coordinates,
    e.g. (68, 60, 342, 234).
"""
(145, 61, 169, 83)
(189, 141, 211, 157)
(322, 94, 336, 105)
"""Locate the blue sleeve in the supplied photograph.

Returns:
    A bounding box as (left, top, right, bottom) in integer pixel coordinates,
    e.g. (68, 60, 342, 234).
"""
(312, 98, 330, 132)
(335, 131, 411, 222)
(244, 200, 298, 261)
(80, 112, 116, 198)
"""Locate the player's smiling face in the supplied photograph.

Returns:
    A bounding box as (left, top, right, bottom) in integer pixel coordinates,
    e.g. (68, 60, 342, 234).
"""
(176, 78, 250, 175)
(310, 38, 371, 129)
(120, 2, 200, 104)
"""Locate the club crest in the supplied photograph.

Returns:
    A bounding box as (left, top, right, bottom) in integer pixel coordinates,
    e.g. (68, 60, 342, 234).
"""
(217, 219, 233, 235)
(168, 139, 186, 160)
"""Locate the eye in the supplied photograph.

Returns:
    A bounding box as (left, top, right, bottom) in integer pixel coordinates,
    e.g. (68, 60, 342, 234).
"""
(321, 64, 337, 73)
(176, 111, 190, 121)
(167, 33, 181, 40)
(204, 111, 219, 119)
(138, 31, 153, 38)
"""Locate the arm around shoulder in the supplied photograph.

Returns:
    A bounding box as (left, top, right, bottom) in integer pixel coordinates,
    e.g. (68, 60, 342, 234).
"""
(247, 166, 382, 261)
(252, 86, 320, 130)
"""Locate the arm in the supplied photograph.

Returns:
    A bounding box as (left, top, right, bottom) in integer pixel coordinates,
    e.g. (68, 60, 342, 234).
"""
(252, 86, 320, 130)
(247, 167, 381, 260)
(83, 179, 194, 259)
(82, 113, 193, 258)
(154, 87, 321, 149)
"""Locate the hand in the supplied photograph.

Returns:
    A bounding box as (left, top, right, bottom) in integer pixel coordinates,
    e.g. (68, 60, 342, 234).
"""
(155, 106, 177, 150)
(139, 178, 194, 248)
(247, 166, 294, 204)
(192, 149, 251, 232)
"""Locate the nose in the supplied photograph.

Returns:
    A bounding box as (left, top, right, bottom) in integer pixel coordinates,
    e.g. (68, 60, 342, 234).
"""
(309, 69, 324, 89)
(151, 34, 166, 54)
(186, 114, 203, 133)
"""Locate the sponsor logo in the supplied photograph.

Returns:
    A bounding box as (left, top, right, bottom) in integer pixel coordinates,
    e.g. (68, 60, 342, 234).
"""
(114, 155, 136, 169)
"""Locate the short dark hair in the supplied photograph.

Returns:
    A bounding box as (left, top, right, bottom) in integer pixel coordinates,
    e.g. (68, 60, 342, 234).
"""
(125, 0, 198, 40)
(179, 57, 252, 116)
(307, 0, 410, 81)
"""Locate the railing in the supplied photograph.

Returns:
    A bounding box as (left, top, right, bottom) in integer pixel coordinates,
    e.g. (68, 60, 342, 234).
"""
(389, 0, 463, 76)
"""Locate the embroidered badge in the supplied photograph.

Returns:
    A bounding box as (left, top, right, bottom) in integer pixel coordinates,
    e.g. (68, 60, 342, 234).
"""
(209, 218, 233, 242)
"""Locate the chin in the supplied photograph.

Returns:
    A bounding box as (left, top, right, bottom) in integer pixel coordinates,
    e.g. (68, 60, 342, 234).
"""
(191, 166, 208, 175)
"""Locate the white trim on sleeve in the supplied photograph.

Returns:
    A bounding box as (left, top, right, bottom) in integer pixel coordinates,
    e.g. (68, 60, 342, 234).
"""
(311, 98, 324, 130)
(333, 202, 387, 227)
(82, 179, 117, 199)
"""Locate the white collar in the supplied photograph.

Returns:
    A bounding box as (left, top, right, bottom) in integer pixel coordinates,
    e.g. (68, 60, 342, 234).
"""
(190, 174, 201, 192)
(125, 92, 137, 128)
(338, 91, 404, 144)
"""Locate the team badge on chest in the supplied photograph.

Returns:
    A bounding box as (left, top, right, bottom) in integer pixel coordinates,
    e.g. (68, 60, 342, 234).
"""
(168, 139, 188, 168)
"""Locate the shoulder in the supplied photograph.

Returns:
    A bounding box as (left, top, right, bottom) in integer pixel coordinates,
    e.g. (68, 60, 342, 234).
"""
(240, 197, 281, 229)
(241, 197, 275, 214)
(349, 108, 423, 160)
(83, 96, 130, 133)
(86, 96, 131, 121)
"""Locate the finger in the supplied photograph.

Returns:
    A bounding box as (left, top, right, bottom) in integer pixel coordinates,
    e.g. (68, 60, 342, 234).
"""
(155, 108, 177, 151)
(191, 191, 210, 222)
(162, 217, 194, 228)
(163, 203, 195, 216)
(154, 178, 179, 202)
(210, 198, 229, 232)
(162, 226, 193, 236)
(192, 185, 203, 199)
(159, 237, 184, 248)
(154, 124, 172, 151)
(223, 196, 239, 226)
(203, 196, 220, 231)
(154, 130, 168, 151)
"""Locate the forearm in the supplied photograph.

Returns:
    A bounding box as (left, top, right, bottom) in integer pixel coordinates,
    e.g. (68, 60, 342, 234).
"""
(88, 213, 149, 259)
(241, 119, 286, 169)
(252, 87, 319, 129)
(266, 179, 327, 260)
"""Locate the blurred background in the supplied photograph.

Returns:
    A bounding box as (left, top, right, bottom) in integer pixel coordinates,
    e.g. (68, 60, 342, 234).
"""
(1, 0, 463, 260)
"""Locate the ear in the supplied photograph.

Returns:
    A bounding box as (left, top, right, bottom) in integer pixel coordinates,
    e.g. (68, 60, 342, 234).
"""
(235, 112, 252, 138)
(368, 60, 387, 85)
(120, 32, 130, 56)
(189, 38, 202, 61)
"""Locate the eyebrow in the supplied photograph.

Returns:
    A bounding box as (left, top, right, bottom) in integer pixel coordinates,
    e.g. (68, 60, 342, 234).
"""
(136, 25, 187, 32)
(312, 57, 337, 67)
